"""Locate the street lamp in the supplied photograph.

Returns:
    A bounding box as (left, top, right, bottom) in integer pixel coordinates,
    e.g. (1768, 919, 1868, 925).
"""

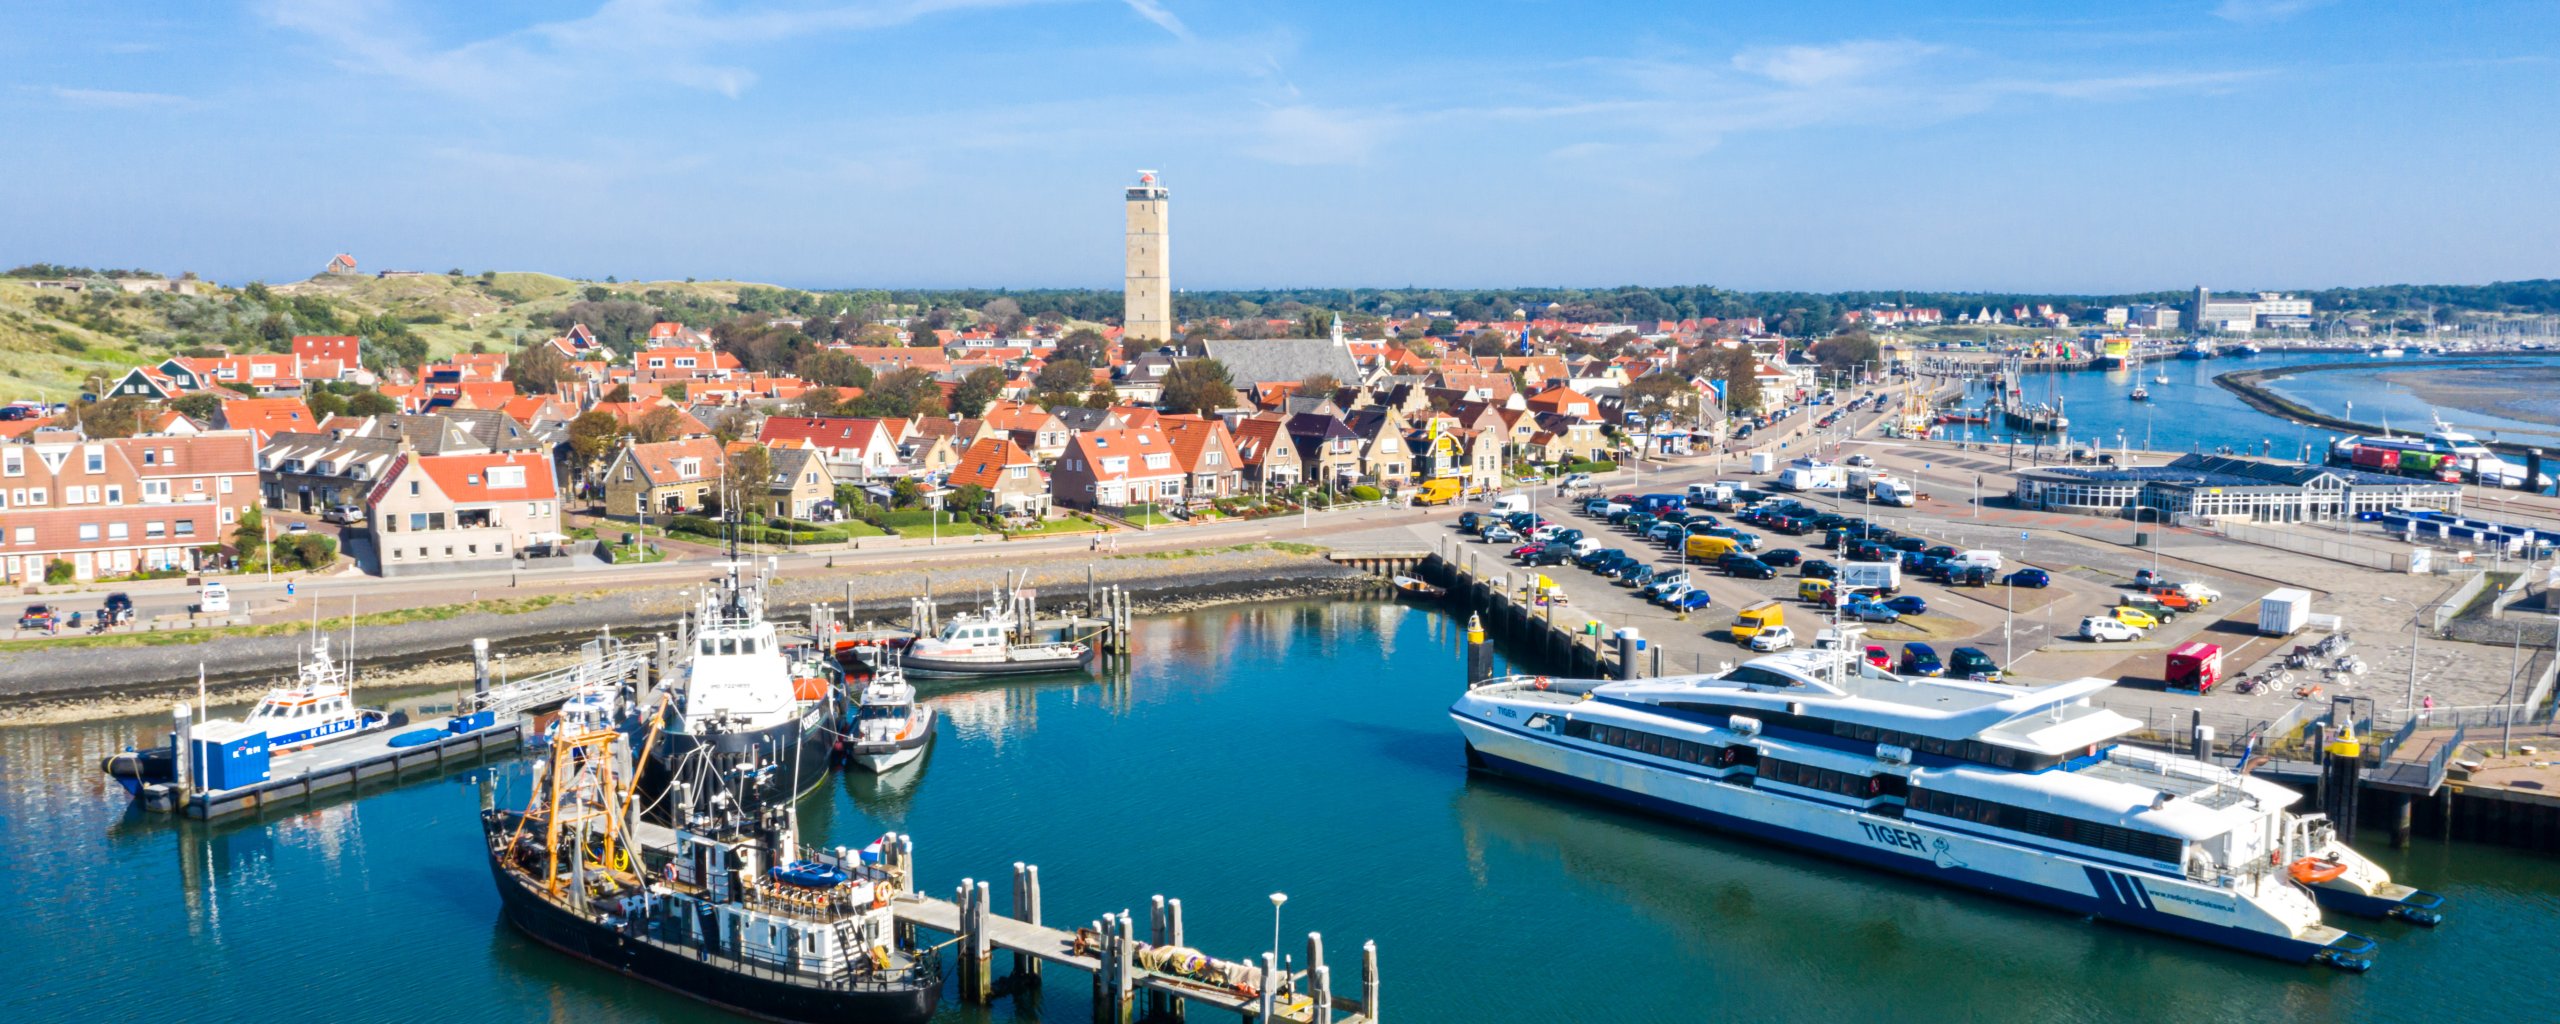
(1268, 892, 1288, 982)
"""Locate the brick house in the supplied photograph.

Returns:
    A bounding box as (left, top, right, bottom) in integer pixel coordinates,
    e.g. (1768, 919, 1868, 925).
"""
(1229, 414, 1302, 491)
(764, 446, 836, 520)
(946, 437, 1049, 517)
(757, 417, 902, 482)
(1158, 415, 1242, 505)
(0, 433, 258, 583)
(364, 450, 561, 577)
(1049, 426, 1186, 510)
(602, 438, 726, 517)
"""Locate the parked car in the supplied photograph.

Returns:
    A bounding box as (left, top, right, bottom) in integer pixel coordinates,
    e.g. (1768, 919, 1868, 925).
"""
(2133, 568, 2163, 589)
(1758, 548, 1802, 568)
(1480, 524, 1520, 544)
(1801, 560, 1838, 581)
(2002, 568, 2050, 588)
(1949, 647, 2002, 682)
(321, 503, 365, 525)
(1843, 599, 1900, 623)
(285, 520, 310, 534)
(1946, 566, 1994, 587)
(1523, 548, 1571, 567)
(1747, 625, 1796, 653)
(1576, 546, 1624, 569)
(1722, 556, 1777, 580)
(1456, 511, 1482, 532)
(1673, 588, 1716, 611)
(1924, 545, 1958, 561)
(2080, 616, 2144, 642)
(1510, 542, 1546, 560)
(1889, 536, 1926, 553)
(1863, 644, 1892, 669)
(1883, 595, 1928, 616)
(1899, 642, 1945, 677)
(1616, 564, 1655, 588)
(2111, 606, 2160, 631)
(19, 604, 56, 631)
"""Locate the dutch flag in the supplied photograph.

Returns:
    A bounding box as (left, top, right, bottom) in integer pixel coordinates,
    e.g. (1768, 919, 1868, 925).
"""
(858, 835, 890, 864)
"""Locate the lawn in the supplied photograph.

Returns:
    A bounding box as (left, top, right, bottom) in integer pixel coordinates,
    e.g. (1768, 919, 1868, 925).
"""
(886, 518, 993, 538)
(608, 542, 666, 564)
(1007, 517, 1103, 536)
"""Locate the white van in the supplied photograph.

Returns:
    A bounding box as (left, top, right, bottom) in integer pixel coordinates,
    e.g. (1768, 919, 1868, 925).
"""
(1568, 537, 1604, 559)
(1489, 495, 1532, 516)
(1948, 549, 2005, 572)
(2080, 615, 2142, 642)
(198, 582, 231, 615)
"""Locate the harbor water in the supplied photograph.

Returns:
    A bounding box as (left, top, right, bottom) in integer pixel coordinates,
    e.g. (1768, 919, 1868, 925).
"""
(1932, 350, 2560, 456)
(5, 599, 2556, 1023)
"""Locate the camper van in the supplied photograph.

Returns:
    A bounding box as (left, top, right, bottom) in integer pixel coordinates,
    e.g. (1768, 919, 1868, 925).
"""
(1489, 494, 1533, 517)
(1870, 477, 1917, 507)
(1772, 458, 1846, 493)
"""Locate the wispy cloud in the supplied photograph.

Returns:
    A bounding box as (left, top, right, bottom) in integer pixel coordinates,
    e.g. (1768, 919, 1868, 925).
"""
(1245, 105, 1394, 166)
(2214, 0, 2330, 24)
(1120, 0, 1190, 42)
(49, 86, 195, 109)
(260, 0, 1063, 102)
(1730, 40, 1939, 88)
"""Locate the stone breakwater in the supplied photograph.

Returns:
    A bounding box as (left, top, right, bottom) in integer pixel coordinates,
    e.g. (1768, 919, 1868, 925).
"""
(0, 546, 1368, 714)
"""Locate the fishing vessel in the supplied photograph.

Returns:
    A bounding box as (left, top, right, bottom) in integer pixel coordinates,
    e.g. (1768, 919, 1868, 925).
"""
(637, 560, 838, 818)
(893, 588, 1095, 678)
(1449, 644, 2445, 969)
(483, 712, 940, 1023)
(842, 661, 934, 772)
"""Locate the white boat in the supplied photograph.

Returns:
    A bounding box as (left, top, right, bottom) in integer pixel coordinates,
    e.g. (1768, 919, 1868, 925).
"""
(638, 559, 837, 816)
(538, 678, 624, 746)
(2331, 416, 2553, 488)
(2129, 386, 2150, 402)
(843, 662, 934, 772)
(238, 635, 392, 749)
(1449, 643, 2444, 969)
(892, 588, 1096, 678)
(2372, 347, 2406, 358)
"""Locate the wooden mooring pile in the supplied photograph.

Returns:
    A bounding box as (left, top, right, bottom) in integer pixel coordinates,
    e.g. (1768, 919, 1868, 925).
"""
(864, 836, 1381, 1023)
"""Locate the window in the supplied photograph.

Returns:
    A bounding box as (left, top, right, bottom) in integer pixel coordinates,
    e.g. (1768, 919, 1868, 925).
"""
(147, 522, 166, 538)
(108, 523, 128, 540)
(143, 449, 157, 465)
(85, 450, 104, 473)
(104, 486, 121, 504)
(411, 513, 428, 532)
(218, 477, 231, 494)
(11, 527, 29, 544)
(29, 489, 45, 505)
(409, 481, 420, 495)
(176, 521, 196, 537)
(2, 452, 19, 476)
(1907, 787, 2183, 863)
(79, 524, 100, 541)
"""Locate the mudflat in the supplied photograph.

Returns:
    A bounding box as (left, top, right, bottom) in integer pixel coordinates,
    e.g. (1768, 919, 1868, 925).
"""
(2373, 365, 2560, 428)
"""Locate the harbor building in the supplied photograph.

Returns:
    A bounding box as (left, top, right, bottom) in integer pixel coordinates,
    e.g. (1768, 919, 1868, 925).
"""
(1123, 171, 1171, 343)
(2011, 453, 2460, 522)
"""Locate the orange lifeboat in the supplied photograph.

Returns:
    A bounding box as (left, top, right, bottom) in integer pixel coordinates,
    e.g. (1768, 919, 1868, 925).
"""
(792, 676, 831, 701)
(2288, 857, 2349, 885)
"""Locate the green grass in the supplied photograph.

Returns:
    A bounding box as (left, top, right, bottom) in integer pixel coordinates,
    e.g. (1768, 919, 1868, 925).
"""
(888, 518, 993, 537)
(608, 542, 665, 564)
(1123, 512, 1177, 527)
(1006, 517, 1102, 536)
(0, 594, 568, 652)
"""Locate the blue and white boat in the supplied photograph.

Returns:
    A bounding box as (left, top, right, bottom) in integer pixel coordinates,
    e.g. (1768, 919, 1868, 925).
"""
(237, 635, 392, 748)
(1449, 643, 2444, 969)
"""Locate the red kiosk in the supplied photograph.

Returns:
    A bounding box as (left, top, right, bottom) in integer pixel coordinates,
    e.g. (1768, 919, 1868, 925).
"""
(2166, 642, 2224, 695)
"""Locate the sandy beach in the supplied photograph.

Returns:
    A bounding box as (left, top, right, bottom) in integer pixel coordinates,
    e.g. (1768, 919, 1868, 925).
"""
(2371, 365, 2560, 428)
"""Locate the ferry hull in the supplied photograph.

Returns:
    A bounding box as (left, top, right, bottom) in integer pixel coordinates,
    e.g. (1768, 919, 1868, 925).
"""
(483, 829, 938, 1024)
(1454, 716, 2341, 964)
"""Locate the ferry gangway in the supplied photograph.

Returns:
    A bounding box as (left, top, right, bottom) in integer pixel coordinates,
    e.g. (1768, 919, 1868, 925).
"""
(468, 638, 650, 717)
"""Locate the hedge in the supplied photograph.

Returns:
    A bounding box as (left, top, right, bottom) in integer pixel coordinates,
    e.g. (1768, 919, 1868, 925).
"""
(1561, 460, 1620, 474)
(1347, 485, 1383, 501)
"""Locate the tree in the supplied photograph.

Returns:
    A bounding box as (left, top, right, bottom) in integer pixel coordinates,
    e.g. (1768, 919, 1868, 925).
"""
(1034, 359, 1092, 403)
(603, 383, 634, 403)
(1813, 328, 1882, 378)
(1622, 371, 1691, 420)
(567, 410, 625, 488)
(345, 390, 399, 417)
(1681, 345, 1763, 415)
(951, 366, 1006, 417)
(306, 389, 348, 422)
(72, 395, 150, 438)
(171, 393, 224, 422)
(1296, 373, 1340, 400)
(550, 299, 660, 353)
(721, 443, 773, 517)
(707, 406, 758, 445)
(797, 386, 843, 417)
(664, 382, 689, 402)
(505, 341, 568, 395)
(634, 406, 685, 444)
(796, 350, 872, 389)
(1159, 359, 1236, 417)
(234, 504, 267, 566)
(979, 297, 1025, 336)
(847, 367, 942, 419)
(1054, 327, 1108, 366)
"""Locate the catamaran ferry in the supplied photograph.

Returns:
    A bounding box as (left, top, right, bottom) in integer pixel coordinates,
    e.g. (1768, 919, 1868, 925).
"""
(1449, 646, 2444, 969)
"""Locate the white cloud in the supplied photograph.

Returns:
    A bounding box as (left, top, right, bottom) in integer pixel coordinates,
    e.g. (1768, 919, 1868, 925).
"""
(1245, 105, 1394, 166)
(2214, 0, 2330, 24)
(1730, 40, 1938, 88)
(49, 86, 194, 109)
(1121, 0, 1191, 42)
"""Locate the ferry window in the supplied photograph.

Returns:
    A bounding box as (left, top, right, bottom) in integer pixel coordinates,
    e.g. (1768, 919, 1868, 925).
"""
(700, 639, 715, 655)
(721, 639, 738, 655)
(1723, 665, 1797, 688)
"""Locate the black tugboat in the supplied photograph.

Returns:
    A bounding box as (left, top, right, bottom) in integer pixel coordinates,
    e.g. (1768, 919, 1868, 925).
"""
(483, 710, 939, 1023)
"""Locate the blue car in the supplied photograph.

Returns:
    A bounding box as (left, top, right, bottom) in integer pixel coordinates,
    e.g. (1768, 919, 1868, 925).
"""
(1674, 588, 1715, 611)
(2003, 568, 2051, 588)
(1843, 600, 1900, 623)
(1883, 595, 1928, 616)
(1899, 643, 1944, 677)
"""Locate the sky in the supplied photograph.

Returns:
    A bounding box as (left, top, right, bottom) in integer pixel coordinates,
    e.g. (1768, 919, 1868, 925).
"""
(5, 1, 2557, 293)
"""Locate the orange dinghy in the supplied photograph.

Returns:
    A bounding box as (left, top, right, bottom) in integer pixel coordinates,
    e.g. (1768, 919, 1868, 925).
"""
(2289, 857, 2349, 885)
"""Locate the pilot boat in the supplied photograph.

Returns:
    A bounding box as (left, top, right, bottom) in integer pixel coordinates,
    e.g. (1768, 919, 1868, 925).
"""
(101, 635, 395, 796)
(896, 589, 1095, 678)
(636, 560, 838, 819)
(842, 661, 934, 772)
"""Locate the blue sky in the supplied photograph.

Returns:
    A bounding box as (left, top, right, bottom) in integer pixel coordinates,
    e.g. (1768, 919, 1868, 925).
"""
(6, 1, 2556, 292)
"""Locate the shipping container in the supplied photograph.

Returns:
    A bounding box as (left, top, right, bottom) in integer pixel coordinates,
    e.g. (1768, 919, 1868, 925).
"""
(2352, 446, 2400, 471)
(191, 721, 271, 792)
(2165, 642, 2223, 695)
(2258, 588, 2311, 636)
(2401, 451, 2443, 472)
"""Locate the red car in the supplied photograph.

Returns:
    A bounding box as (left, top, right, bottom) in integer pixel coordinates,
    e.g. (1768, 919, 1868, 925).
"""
(1510, 543, 1546, 559)
(1863, 644, 1891, 669)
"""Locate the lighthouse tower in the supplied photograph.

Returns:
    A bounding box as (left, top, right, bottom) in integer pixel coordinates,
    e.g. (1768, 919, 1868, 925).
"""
(1123, 171, 1171, 343)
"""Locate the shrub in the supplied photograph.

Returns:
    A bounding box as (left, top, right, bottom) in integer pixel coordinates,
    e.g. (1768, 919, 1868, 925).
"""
(1561, 460, 1619, 474)
(1348, 485, 1383, 502)
(44, 559, 74, 584)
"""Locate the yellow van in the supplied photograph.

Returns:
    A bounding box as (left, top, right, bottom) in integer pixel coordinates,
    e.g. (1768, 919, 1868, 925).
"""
(1798, 578, 1833, 604)
(1685, 534, 1741, 561)
(1412, 478, 1462, 506)
(1732, 600, 1784, 641)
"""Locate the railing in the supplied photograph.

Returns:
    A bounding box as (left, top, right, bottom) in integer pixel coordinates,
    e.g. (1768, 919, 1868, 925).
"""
(2374, 703, 2543, 731)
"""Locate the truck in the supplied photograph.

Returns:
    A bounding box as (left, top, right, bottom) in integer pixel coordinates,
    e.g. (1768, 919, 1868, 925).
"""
(1772, 458, 1847, 492)
(1686, 481, 1735, 508)
(1489, 494, 1533, 516)
(2258, 587, 2311, 636)
(2165, 642, 2224, 695)
(1412, 478, 1462, 506)
(1838, 561, 1902, 595)
(1869, 477, 1917, 507)
(1749, 452, 1776, 474)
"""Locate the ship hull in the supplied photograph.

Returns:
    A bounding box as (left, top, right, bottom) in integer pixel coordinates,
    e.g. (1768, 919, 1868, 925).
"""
(898, 648, 1095, 679)
(1452, 713, 2348, 965)
(482, 820, 937, 1024)
(636, 702, 833, 818)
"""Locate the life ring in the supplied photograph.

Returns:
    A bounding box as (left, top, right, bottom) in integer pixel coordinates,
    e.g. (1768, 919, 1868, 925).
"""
(2288, 857, 2349, 885)
(872, 881, 893, 908)
(1533, 677, 1550, 690)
